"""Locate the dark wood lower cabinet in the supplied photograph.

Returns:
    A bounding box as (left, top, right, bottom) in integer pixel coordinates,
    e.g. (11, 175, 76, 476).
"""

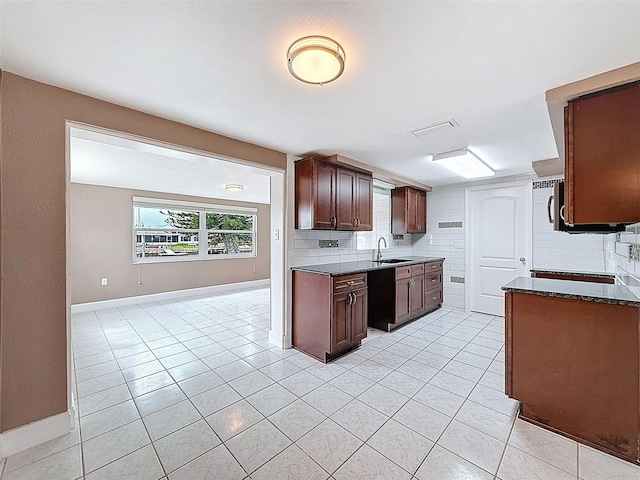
(506, 291, 640, 465)
(292, 271, 367, 362)
(369, 260, 443, 331)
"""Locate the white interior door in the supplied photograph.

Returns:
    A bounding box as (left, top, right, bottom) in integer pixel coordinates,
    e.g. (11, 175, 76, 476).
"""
(468, 182, 531, 316)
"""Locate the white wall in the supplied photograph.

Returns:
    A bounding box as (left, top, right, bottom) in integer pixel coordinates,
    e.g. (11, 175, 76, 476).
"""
(412, 175, 608, 311)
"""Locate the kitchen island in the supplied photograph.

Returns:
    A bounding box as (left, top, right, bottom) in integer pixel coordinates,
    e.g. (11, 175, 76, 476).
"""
(291, 256, 444, 362)
(502, 276, 640, 465)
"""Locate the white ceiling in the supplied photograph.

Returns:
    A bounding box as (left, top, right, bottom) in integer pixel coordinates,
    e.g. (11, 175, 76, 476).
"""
(70, 127, 272, 204)
(2, 1, 640, 187)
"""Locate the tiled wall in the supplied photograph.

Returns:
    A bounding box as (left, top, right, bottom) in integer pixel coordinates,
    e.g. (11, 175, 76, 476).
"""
(605, 226, 640, 298)
(284, 158, 616, 315)
(532, 178, 606, 273)
(412, 175, 607, 311)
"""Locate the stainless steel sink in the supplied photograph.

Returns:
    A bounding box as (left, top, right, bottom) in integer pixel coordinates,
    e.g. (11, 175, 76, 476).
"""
(372, 258, 411, 264)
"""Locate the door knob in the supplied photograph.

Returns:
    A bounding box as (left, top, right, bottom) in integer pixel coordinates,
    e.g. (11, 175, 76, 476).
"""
(519, 257, 526, 262)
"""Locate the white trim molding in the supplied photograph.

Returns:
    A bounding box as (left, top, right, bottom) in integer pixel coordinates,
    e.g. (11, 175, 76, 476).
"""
(0, 408, 75, 459)
(71, 279, 270, 314)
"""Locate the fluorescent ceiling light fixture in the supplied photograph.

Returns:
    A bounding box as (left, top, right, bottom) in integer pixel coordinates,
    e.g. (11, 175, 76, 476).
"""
(287, 36, 345, 85)
(411, 119, 459, 138)
(432, 148, 495, 179)
(225, 183, 244, 192)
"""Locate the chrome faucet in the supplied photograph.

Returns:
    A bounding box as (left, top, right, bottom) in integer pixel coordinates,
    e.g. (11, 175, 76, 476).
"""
(377, 236, 388, 261)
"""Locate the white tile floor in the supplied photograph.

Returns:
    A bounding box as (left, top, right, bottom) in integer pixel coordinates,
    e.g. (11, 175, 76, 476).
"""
(2, 286, 640, 480)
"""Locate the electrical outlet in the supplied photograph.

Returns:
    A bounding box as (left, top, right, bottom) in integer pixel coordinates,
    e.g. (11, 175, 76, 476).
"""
(273, 229, 279, 240)
(101, 277, 108, 286)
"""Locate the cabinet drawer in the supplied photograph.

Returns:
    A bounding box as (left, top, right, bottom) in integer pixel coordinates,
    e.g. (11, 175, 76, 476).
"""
(425, 287, 443, 307)
(425, 261, 443, 272)
(395, 266, 412, 280)
(425, 272, 442, 288)
(333, 273, 367, 293)
(411, 264, 425, 275)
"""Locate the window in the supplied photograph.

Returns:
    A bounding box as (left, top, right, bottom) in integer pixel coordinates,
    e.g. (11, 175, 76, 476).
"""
(133, 197, 257, 263)
(356, 187, 391, 250)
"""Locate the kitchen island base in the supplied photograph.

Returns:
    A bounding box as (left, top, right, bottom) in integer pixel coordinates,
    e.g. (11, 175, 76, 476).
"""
(505, 290, 640, 465)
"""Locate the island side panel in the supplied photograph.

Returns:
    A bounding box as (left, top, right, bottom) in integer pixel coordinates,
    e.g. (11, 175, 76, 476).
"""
(292, 271, 332, 360)
(508, 292, 639, 462)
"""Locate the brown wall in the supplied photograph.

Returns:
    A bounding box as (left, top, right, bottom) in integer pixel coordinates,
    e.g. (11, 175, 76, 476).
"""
(70, 184, 270, 304)
(0, 71, 286, 432)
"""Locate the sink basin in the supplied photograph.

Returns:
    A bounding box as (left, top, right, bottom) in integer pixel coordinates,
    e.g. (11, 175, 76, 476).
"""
(372, 258, 411, 264)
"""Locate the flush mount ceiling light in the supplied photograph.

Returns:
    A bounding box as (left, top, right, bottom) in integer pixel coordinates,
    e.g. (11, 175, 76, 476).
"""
(287, 36, 345, 85)
(225, 183, 244, 192)
(432, 148, 495, 179)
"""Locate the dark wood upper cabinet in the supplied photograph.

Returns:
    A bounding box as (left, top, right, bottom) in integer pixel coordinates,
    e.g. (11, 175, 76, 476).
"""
(295, 157, 336, 229)
(336, 167, 356, 230)
(565, 81, 640, 225)
(355, 173, 373, 230)
(295, 156, 373, 231)
(392, 186, 427, 234)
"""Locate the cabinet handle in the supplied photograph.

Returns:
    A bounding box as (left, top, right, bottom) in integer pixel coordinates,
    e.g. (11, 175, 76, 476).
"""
(431, 278, 437, 282)
(431, 265, 437, 269)
(347, 280, 355, 285)
(547, 195, 554, 224)
(352, 293, 357, 305)
(352, 218, 357, 228)
(331, 216, 337, 227)
(346, 292, 352, 305)
(432, 296, 437, 300)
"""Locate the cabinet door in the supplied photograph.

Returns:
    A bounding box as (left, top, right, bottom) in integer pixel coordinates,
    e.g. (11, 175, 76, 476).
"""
(355, 173, 373, 231)
(336, 168, 356, 230)
(395, 278, 412, 323)
(411, 275, 425, 316)
(313, 160, 336, 229)
(331, 292, 351, 352)
(406, 188, 419, 233)
(350, 289, 368, 343)
(416, 190, 426, 233)
(566, 82, 640, 224)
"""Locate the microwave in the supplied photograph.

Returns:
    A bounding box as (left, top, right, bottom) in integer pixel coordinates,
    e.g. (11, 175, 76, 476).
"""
(548, 181, 626, 234)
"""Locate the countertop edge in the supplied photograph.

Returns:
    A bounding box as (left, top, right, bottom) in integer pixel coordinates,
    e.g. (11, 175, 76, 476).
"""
(291, 257, 445, 276)
(502, 285, 640, 307)
(529, 269, 616, 279)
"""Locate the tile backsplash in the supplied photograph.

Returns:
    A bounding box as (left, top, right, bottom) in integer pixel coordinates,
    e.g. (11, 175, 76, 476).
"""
(605, 226, 640, 298)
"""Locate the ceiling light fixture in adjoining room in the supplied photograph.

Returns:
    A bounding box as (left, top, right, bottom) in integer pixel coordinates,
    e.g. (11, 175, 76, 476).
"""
(287, 36, 345, 85)
(225, 183, 244, 192)
(432, 148, 495, 179)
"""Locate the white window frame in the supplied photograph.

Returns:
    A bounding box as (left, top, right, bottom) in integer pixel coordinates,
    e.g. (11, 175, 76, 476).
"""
(132, 196, 257, 264)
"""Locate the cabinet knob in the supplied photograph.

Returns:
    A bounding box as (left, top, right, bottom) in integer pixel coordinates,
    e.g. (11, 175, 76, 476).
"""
(347, 280, 355, 285)
(431, 278, 437, 282)
(432, 296, 437, 300)
(519, 257, 526, 263)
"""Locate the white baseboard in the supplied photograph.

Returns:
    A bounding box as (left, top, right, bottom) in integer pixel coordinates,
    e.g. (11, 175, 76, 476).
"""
(0, 409, 74, 459)
(71, 279, 270, 313)
(269, 331, 286, 349)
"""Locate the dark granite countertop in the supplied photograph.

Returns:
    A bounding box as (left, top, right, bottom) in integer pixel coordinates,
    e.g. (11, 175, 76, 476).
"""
(502, 277, 640, 307)
(291, 256, 445, 276)
(529, 269, 616, 279)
